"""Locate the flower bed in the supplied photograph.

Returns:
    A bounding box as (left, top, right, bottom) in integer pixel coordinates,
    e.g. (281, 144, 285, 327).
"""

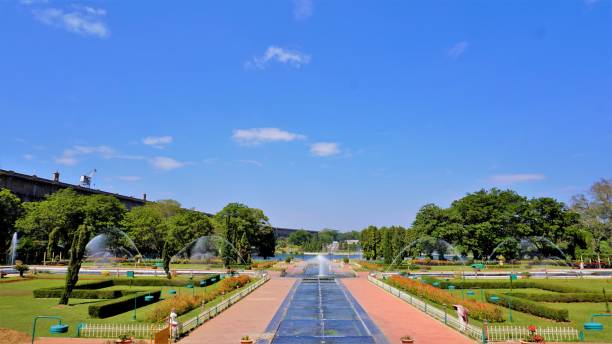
(146, 275, 251, 322)
(386, 275, 504, 322)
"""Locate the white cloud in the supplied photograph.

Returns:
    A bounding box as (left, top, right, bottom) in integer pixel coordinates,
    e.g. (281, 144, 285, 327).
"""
(19, 0, 48, 5)
(32, 6, 109, 38)
(489, 174, 546, 184)
(245, 46, 311, 69)
(150, 156, 185, 170)
(117, 176, 141, 182)
(237, 160, 263, 167)
(293, 0, 313, 20)
(232, 128, 306, 145)
(142, 135, 173, 148)
(23, 154, 35, 161)
(310, 142, 340, 157)
(448, 41, 469, 58)
(54, 145, 143, 166)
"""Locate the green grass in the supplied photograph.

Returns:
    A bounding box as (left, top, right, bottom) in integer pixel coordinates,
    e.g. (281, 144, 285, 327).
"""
(0, 274, 258, 338)
(412, 278, 612, 342)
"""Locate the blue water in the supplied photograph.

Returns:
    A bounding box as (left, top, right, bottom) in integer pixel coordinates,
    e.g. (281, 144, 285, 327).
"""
(263, 257, 387, 344)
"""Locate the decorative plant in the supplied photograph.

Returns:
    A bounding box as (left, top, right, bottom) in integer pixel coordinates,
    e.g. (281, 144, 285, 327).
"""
(523, 325, 545, 343)
(14, 260, 29, 277)
(118, 332, 133, 340)
(400, 335, 414, 343)
(343, 257, 349, 264)
(241, 336, 250, 340)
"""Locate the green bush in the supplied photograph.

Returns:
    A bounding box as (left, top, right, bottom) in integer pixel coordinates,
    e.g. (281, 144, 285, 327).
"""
(484, 292, 569, 322)
(113, 275, 220, 287)
(423, 277, 590, 293)
(507, 292, 611, 303)
(88, 290, 161, 318)
(33, 288, 131, 299)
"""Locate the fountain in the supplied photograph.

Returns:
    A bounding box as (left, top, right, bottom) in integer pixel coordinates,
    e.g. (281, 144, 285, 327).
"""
(171, 235, 249, 267)
(84, 228, 142, 266)
(7, 232, 18, 265)
(384, 237, 466, 274)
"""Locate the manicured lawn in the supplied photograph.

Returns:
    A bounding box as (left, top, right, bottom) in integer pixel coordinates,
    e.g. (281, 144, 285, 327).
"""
(424, 278, 612, 343)
(0, 274, 258, 338)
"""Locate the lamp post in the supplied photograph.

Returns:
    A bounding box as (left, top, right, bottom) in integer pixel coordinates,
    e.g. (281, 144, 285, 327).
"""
(132, 294, 153, 321)
(31, 316, 68, 344)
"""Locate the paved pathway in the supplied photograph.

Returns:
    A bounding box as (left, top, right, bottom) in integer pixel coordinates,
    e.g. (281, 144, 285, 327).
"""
(341, 273, 475, 344)
(179, 275, 296, 344)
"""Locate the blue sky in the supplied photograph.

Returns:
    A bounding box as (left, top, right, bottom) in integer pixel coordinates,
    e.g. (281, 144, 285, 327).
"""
(1, 0, 610, 231)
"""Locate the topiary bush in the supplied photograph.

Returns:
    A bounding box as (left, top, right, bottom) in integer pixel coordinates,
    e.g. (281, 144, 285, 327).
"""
(484, 292, 569, 322)
(88, 290, 161, 318)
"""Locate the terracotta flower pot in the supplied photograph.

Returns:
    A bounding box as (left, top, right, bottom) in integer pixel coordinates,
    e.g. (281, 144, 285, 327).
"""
(240, 340, 254, 344)
(401, 338, 414, 343)
(115, 340, 133, 344)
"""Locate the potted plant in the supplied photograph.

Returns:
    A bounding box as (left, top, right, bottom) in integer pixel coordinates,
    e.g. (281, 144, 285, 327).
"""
(520, 325, 545, 344)
(400, 335, 414, 343)
(240, 335, 254, 344)
(115, 333, 133, 344)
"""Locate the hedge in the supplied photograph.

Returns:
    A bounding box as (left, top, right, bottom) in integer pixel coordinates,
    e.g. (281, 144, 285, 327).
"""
(33, 279, 118, 299)
(88, 290, 161, 318)
(387, 276, 504, 322)
(506, 292, 611, 303)
(113, 274, 220, 287)
(484, 292, 569, 322)
(33, 288, 132, 299)
(422, 277, 590, 293)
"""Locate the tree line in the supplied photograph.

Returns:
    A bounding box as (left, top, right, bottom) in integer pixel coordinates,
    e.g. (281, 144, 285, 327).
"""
(360, 179, 611, 262)
(0, 188, 276, 303)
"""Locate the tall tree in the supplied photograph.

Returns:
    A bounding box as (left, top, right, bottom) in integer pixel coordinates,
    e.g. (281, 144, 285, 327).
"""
(0, 189, 24, 263)
(382, 229, 393, 265)
(161, 210, 215, 277)
(59, 194, 126, 304)
(572, 179, 612, 255)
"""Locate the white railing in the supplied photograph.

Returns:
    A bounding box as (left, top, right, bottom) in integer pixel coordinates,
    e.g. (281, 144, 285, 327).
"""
(368, 275, 484, 341)
(487, 325, 579, 342)
(369, 276, 581, 343)
(78, 322, 167, 339)
(180, 274, 270, 334)
(79, 274, 270, 339)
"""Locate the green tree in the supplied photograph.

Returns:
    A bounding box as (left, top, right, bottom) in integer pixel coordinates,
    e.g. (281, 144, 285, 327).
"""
(161, 210, 215, 277)
(121, 201, 181, 258)
(0, 189, 23, 263)
(288, 230, 313, 247)
(382, 229, 392, 265)
(572, 179, 612, 256)
(59, 194, 126, 304)
(237, 231, 251, 264)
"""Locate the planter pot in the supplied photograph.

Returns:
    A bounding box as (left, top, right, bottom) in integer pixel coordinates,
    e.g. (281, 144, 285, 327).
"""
(115, 340, 133, 344)
(240, 340, 254, 344)
(400, 339, 414, 344)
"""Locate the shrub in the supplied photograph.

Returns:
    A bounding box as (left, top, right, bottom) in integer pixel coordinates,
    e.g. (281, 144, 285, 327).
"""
(484, 292, 569, 322)
(113, 275, 219, 287)
(285, 256, 293, 264)
(34, 288, 131, 299)
(422, 277, 591, 293)
(146, 275, 252, 322)
(387, 276, 504, 322)
(89, 290, 161, 318)
(343, 257, 349, 264)
(14, 260, 29, 277)
(506, 292, 611, 303)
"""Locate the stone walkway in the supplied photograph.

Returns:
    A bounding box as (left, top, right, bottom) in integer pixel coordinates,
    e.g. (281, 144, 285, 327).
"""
(341, 273, 476, 344)
(179, 274, 296, 344)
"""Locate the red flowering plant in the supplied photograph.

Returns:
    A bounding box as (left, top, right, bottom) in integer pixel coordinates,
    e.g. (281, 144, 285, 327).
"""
(523, 325, 545, 343)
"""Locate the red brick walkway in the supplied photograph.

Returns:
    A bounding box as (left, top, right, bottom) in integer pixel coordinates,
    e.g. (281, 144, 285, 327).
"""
(341, 273, 476, 344)
(179, 275, 296, 344)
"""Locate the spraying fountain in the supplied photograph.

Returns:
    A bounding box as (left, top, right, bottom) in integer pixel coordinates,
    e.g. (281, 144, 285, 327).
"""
(84, 228, 142, 266)
(7, 232, 18, 265)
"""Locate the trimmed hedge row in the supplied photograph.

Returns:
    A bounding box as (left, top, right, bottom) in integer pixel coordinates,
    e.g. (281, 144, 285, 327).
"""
(484, 292, 569, 322)
(88, 290, 161, 318)
(33, 288, 132, 299)
(422, 277, 590, 293)
(113, 274, 220, 287)
(33, 279, 118, 299)
(506, 292, 611, 303)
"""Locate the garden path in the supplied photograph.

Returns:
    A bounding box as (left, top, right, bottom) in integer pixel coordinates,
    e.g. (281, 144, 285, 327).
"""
(341, 272, 476, 344)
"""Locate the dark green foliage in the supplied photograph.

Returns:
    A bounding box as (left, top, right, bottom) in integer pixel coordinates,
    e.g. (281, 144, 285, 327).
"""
(88, 290, 161, 318)
(484, 292, 569, 322)
(33, 288, 130, 299)
(113, 275, 220, 287)
(425, 277, 590, 293)
(0, 188, 23, 264)
(382, 229, 392, 265)
(506, 292, 612, 303)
